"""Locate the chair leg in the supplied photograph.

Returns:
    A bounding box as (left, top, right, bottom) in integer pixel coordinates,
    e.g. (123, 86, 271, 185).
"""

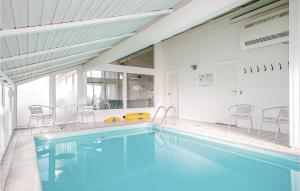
(248, 116, 253, 134)
(41, 118, 45, 134)
(227, 116, 231, 133)
(28, 116, 32, 130)
(234, 117, 237, 127)
(275, 122, 281, 141)
(258, 120, 263, 134)
(93, 113, 96, 124)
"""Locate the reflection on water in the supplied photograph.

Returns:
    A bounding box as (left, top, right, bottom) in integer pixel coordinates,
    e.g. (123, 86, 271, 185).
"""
(35, 129, 300, 191)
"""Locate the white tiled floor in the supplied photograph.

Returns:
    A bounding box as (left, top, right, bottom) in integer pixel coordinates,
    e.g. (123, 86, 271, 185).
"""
(1, 118, 299, 191)
(163, 119, 299, 156)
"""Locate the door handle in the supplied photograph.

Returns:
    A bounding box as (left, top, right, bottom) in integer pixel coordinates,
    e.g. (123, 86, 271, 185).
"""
(230, 90, 243, 95)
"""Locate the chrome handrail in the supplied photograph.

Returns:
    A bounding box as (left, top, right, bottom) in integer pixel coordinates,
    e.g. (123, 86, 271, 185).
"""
(151, 105, 167, 123)
(159, 106, 176, 126)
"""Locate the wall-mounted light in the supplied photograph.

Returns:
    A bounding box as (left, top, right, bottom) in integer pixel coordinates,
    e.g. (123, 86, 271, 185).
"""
(191, 64, 198, 71)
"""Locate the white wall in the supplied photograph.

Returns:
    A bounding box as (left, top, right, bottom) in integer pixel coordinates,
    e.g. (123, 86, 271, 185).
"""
(157, 18, 289, 133)
(289, 0, 300, 148)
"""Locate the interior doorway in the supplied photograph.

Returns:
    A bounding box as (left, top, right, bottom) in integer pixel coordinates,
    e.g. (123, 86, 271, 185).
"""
(216, 60, 238, 125)
(167, 71, 179, 116)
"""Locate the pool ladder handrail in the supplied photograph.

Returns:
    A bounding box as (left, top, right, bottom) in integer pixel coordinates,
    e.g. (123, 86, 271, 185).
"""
(159, 106, 176, 126)
(151, 105, 167, 123)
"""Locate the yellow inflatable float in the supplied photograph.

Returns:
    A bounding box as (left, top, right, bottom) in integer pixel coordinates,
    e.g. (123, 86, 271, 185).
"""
(104, 117, 121, 123)
(123, 112, 151, 121)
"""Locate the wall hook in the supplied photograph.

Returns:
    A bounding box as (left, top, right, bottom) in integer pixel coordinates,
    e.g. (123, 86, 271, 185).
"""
(243, 68, 247, 74)
(288, 62, 289, 68)
(271, 64, 274, 70)
(191, 64, 198, 71)
(250, 67, 253, 73)
(278, 63, 282, 70)
(263, 65, 267, 71)
(256, 66, 260, 72)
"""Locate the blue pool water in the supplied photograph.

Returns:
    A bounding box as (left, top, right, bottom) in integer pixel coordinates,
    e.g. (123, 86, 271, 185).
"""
(35, 126, 300, 191)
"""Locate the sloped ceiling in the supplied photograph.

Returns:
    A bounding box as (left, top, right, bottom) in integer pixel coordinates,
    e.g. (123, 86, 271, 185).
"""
(0, 0, 183, 83)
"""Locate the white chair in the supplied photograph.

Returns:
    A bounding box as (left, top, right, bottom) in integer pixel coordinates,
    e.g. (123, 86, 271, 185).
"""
(28, 105, 54, 133)
(258, 106, 289, 140)
(77, 104, 96, 124)
(228, 104, 253, 133)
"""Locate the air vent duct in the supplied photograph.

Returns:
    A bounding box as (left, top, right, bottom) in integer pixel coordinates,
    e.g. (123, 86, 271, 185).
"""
(240, 7, 288, 50)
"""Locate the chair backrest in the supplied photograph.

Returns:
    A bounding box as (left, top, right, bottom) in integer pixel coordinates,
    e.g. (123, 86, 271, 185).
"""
(236, 105, 252, 115)
(279, 106, 289, 120)
(29, 105, 43, 116)
(78, 104, 94, 113)
(229, 104, 252, 116)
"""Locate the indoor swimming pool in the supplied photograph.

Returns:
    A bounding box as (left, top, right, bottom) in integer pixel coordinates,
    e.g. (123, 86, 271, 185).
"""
(35, 125, 300, 191)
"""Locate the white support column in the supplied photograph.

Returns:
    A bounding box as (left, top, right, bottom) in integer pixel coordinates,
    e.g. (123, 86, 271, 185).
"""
(77, 65, 84, 106)
(81, 68, 87, 106)
(289, 0, 300, 149)
(154, 43, 164, 108)
(49, 74, 56, 122)
(13, 85, 17, 130)
(123, 73, 127, 109)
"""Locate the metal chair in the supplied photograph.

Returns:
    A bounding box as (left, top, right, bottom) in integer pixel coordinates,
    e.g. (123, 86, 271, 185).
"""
(28, 105, 54, 134)
(228, 104, 253, 133)
(258, 106, 289, 140)
(77, 104, 96, 124)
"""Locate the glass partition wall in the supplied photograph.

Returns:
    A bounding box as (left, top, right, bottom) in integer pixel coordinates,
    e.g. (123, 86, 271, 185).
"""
(87, 70, 123, 110)
(127, 74, 154, 108)
(86, 70, 154, 110)
(16, 69, 79, 128)
(86, 46, 155, 110)
(14, 55, 155, 128)
(0, 83, 3, 159)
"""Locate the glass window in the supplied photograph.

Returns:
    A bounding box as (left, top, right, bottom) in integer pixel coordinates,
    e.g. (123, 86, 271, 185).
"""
(110, 46, 154, 69)
(17, 76, 49, 127)
(0, 84, 3, 156)
(56, 70, 78, 122)
(4, 86, 12, 137)
(127, 74, 154, 108)
(87, 70, 123, 110)
(0, 84, 13, 160)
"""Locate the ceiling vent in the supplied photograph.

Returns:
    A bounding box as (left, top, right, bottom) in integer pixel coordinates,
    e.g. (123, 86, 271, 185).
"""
(240, 7, 288, 50)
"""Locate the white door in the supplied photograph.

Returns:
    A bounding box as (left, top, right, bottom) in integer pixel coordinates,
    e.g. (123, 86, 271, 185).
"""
(216, 60, 238, 124)
(167, 71, 178, 116)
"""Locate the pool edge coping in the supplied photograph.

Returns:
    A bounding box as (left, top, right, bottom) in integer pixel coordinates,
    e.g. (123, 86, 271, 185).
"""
(5, 123, 300, 191)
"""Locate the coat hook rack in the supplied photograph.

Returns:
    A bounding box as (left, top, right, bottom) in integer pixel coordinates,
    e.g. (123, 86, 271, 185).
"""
(256, 66, 260, 72)
(271, 64, 274, 70)
(278, 63, 282, 70)
(250, 67, 253, 73)
(243, 68, 247, 74)
(263, 65, 267, 71)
